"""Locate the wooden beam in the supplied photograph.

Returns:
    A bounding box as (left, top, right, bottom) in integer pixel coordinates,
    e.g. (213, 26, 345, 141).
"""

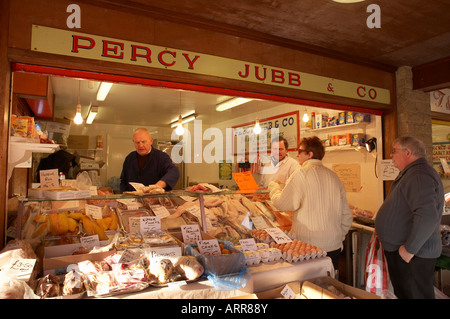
(0, 0, 10, 249)
(412, 56, 450, 92)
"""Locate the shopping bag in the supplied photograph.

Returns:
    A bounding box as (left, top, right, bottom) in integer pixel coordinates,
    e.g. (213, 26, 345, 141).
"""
(364, 233, 389, 296)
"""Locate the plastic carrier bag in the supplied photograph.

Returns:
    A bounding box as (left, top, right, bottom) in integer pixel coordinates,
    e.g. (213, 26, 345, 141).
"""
(184, 240, 250, 291)
(364, 233, 389, 296)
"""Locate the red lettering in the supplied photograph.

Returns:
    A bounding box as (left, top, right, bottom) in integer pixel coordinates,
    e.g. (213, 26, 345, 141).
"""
(255, 66, 267, 81)
(271, 69, 285, 84)
(357, 86, 366, 97)
(238, 64, 250, 78)
(158, 50, 176, 66)
(369, 88, 377, 99)
(131, 45, 152, 63)
(182, 53, 200, 70)
(102, 40, 124, 59)
(71, 35, 95, 53)
(288, 72, 301, 86)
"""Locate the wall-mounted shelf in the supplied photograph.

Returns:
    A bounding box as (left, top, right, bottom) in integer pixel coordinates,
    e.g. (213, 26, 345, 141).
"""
(307, 121, 368, 133)
(8, 139, 59, 180)
(325, 145, 367, 152)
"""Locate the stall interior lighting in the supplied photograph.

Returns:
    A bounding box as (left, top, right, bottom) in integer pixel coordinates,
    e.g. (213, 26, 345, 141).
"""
(170, 113, 197, 128)
(216, 97, 253, 112)
(86, 105, 98, 124)
(97, 82, 113, 101)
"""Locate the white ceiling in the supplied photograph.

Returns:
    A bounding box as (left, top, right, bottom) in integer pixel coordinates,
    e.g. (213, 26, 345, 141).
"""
(51, 76, 297, 127)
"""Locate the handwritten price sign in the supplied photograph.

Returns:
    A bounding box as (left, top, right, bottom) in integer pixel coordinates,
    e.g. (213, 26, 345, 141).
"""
(265, 227, 292, 244)
(198, 239, 221, 256)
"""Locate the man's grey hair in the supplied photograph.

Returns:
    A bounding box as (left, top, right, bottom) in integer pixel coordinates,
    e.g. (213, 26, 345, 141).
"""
(393, 136, 426, 158)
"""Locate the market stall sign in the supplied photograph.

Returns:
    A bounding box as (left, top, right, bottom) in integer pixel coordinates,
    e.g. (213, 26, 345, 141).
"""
(31, 25, 390, 104)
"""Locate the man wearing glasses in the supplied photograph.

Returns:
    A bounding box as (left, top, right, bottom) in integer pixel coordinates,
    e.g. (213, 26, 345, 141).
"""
(268, 136, 353, 271)
(375, 136, 444, 298)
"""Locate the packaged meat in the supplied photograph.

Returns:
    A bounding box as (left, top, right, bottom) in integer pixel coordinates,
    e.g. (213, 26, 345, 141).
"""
(34, 274, 60, 299)
(63, 270, 85, 296)
(174, 256, 204, 281)
(148, 259, 174, 284)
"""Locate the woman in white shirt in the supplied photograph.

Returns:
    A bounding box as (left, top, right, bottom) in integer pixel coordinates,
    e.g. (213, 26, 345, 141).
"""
(268, 136, 353, 269)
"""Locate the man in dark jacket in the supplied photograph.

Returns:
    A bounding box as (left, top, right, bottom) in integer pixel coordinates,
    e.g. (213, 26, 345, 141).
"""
(375, 136, 444, 298)
(120, 128, 179, 193)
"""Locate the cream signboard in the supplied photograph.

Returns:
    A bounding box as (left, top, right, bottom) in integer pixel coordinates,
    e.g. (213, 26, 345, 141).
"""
(31, 25, 390, 104)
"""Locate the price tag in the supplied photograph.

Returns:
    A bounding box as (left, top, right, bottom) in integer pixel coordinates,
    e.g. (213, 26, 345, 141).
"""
(140, 216, 161, 234)
(117, 198, 140, 210)
(80, 235, 100, 248)
(85, 204, 103, 219)
(181, 224, 202, 244)
(149, 204, 170, 217)
(251, 216, 269, 230)
(39, 169, 59, 188)
(118, 248, 143, 263)
(265, 227, 292, 244)
(147, 246, 182, 261)
(280, 285, 297, 299)
(239, 238, 258, 251)
(197, 239, 221, 256)
(179, 195, 197, 202)
(129, 217, 141, 233)
(5, 259, 36, 281)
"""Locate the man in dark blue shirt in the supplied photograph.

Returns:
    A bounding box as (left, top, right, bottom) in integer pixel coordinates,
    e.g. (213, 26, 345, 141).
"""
(120, 128, 179, 193)
(375, 136, 444, 299)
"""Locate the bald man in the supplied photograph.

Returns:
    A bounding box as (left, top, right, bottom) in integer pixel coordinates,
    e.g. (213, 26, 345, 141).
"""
(120, 128, 179, 192)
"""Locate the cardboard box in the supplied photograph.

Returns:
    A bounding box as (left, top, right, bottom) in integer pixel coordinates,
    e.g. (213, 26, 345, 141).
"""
(44, 189, 92, 200)
(346, 111, 355, 124)
(68, 135, 89, 149)
(351, 133, 366, 147)
(230, 281, 301, 299)
(300, 276, 380, 299)
(354, 112, 371, 123)
(230, 277, 380, 299)
(315, 114, 328, 129)
(28, 186, 71, 199)
(338, 112, 347, 125)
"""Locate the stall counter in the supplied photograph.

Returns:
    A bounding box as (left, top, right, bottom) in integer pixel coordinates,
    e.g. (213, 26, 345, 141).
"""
(102, 257, 334, 299)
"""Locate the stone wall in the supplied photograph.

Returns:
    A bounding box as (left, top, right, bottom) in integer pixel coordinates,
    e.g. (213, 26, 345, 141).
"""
(396, 66, 433, 163)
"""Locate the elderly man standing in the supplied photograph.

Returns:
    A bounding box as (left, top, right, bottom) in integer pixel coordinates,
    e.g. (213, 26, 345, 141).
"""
(375, 136, 444, 299)
(120, 128, 179, 193)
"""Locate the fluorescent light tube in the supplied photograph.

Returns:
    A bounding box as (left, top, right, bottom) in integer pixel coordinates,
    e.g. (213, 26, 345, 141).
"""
(86, 105, 98, 124)
(216, 97, 253, 112)
(97, 82, 113, 101)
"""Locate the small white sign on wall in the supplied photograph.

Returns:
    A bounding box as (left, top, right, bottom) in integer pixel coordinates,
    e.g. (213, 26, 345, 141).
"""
(430, 88, 450, 114)
(379, 159, 399, 181)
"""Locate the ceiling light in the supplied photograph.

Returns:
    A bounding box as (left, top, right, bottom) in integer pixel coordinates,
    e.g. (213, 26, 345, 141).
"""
(175, 115, 185, 136)
(74, 103, 83, 125)
(216, 97, 253, 112)
(73, 80, 83, 125)
(253, 118, 262, 134)
(170, 113, 197, 127)
(86, 105, 98, 124)
(97, 82, 113, 101)
(302, 113, 309, 122)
